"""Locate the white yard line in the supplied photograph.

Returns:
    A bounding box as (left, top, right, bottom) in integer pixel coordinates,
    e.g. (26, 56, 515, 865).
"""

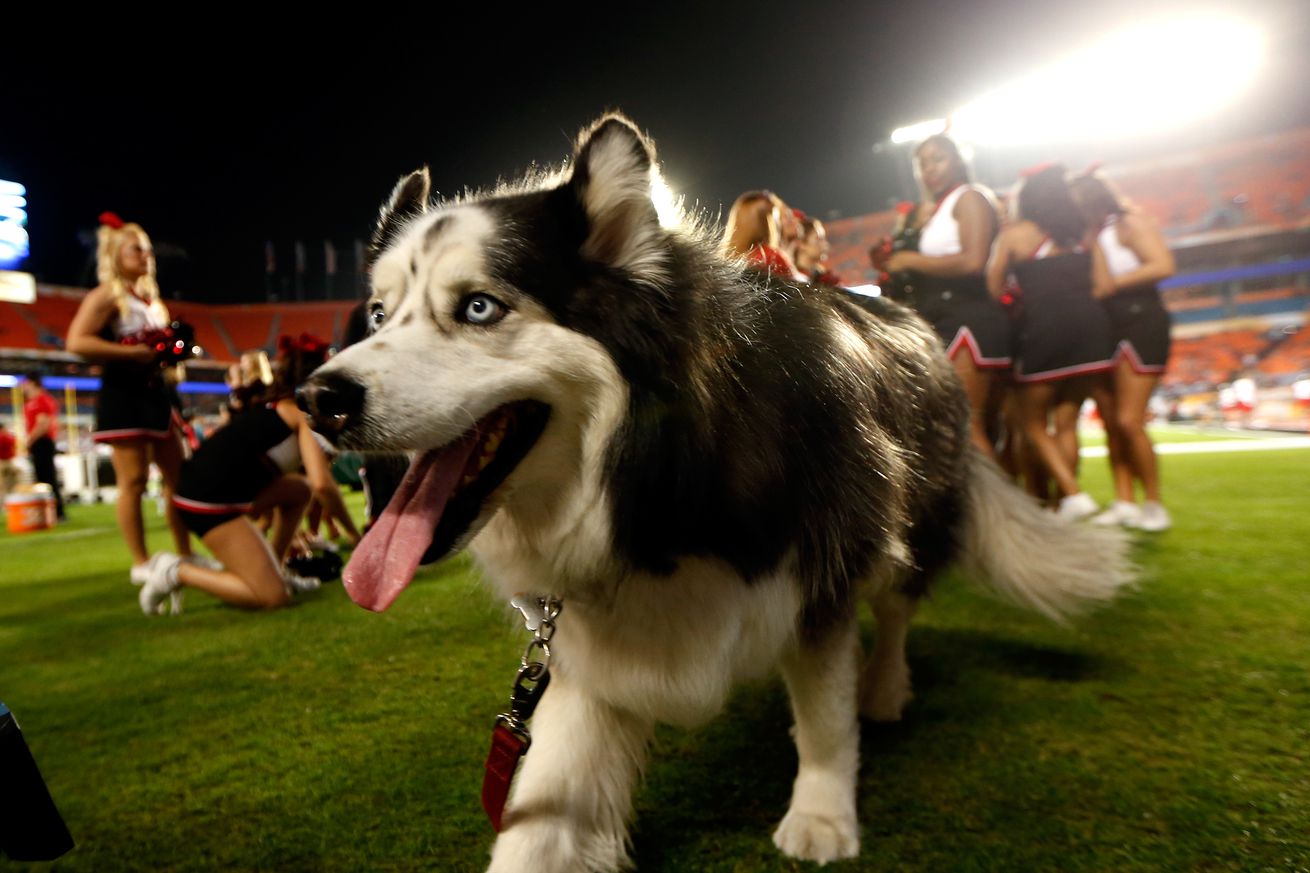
(1081, 436, 1310, 458)
(1, 526, 112, 547)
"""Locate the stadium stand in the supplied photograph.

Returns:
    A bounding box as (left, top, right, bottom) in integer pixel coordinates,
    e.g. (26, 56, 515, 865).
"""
(212, 307, 278, 356)
(1163, 329, 1272, 389)
(825, 212, 897, 287)
(1257, 324, 1310, 377)
(826, 128, 1310, 289)
(1, 302, 45, 349)
(167, 300, 237, 361)
(0, 285, 357, 365)
(1111, 129, 1310, 234)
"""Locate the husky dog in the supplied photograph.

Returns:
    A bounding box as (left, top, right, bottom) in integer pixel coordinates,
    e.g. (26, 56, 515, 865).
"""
(298, 113, 1133, 872)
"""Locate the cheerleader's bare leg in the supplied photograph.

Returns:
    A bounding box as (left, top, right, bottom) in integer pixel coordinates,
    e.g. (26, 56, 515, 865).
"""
(1112, 359, 1163, 502)
(109, 440, 151, 566)
(951, 350, 998, 461)
(247, 474, 312, 562)
(1018, 381, 1081, 497)
(174, 516, 291, 609)
(150, 430, 193, 557)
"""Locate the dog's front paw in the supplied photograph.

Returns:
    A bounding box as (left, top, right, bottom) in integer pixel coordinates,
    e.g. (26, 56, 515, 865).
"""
(488, 814, 628, 873)
(772, 808, 860, 864)
(488, 819, 573, 873)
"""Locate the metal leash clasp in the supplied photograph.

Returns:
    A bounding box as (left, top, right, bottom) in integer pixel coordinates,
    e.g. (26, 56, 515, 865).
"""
(495, 594, 563, 748)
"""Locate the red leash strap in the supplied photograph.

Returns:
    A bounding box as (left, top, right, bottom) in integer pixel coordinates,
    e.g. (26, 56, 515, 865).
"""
(482, 723, 528, 832)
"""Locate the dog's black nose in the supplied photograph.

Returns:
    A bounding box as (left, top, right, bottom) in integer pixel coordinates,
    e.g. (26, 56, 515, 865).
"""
(296, 373, 366, 435)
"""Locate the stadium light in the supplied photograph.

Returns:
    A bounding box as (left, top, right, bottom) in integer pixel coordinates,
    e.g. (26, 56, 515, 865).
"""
(890, 14, 1264, 147)
(889, 119, 948, 145)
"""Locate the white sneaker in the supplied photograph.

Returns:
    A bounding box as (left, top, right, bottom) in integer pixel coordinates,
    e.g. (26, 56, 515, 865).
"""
(1134, 501, 1172, 532)
(138, 552, 182, 616)
(284, 572, 321, 595)
(1056, 492, 1099, 522)
(183, 554, 224, 572)
(1092, 501, 1141, 527)
(130, 552, 169, 586)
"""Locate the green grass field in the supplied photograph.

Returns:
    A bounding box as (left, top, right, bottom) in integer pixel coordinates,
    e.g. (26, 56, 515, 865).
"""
(2, 441, 1309, 872)
(1077, 423, 1284, 448)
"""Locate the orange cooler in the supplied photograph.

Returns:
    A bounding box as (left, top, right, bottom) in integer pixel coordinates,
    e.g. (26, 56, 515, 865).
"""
(6, 492, 56, 533)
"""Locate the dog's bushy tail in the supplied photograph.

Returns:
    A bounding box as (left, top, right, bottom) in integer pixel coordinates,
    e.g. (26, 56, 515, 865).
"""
(958, 449, 1136, 623)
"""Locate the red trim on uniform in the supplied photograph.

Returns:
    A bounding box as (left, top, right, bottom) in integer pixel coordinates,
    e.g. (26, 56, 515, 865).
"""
(172, 496, 254, 515)
(1014, 359, 1115, 384)
(93, 427, 174, 443)
(1113, 341, 1167, 375)
(946, 327, 1012, 370)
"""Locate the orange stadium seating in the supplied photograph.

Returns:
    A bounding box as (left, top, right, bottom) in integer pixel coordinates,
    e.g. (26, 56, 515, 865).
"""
(163, 300, 229, 360)
(20, 291, 82, 349)
(1163, 329, 1272, 388)
(212, 307, 276, 355)
(825, 211, 898, 286)
(1, 287, 358, 364)
(1110, 129, 1310, 234)
(1256, 325, 1310, 377)
(0, 302, 45, 348)
(1116, 163, 1213, 229)
(274, 302, 351, 347)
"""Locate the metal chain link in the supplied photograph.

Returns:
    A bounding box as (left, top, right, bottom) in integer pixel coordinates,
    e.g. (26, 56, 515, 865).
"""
(496, 595, 563, 746)
(520, 597, 561, 672)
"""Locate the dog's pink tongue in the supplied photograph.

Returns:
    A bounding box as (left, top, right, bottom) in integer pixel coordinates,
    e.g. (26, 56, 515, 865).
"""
(344, 433, 479, 612)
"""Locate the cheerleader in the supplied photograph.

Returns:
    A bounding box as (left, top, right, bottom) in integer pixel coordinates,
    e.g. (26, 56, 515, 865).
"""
(66, 214, 193, 575)
(1070, 172, 1176, 531)
(723, 191, 806, 281)
(794, 214, 844, 286)
(136, 336, 360, 614)
(874, 135, 1012, 459)
(986, 165, 1116, 520)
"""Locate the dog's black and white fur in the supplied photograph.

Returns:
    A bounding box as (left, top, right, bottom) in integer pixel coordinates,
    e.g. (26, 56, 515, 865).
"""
(300, 114, 1133, 871)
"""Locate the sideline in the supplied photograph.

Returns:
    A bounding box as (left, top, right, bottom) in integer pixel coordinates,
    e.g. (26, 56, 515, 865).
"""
(1081, 435, 1310, 458)
(0, 526, 113, 547)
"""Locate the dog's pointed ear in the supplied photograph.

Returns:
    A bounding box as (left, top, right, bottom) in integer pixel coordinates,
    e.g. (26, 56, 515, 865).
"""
(369, 168, 431, 266)
(569, 114, 668, 285)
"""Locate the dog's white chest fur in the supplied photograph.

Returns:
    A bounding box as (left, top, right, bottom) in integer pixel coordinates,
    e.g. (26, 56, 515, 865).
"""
(483, 554, 803, 727)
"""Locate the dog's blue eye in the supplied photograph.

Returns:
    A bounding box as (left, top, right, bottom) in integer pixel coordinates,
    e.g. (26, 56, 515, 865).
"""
(461, 293, 507, 326)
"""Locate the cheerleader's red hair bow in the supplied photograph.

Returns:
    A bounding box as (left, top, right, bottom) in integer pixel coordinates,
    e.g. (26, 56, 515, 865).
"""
(99, 211, 126, 229)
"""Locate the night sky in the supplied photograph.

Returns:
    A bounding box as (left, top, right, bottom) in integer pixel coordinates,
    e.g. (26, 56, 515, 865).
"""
(7, 0, 1307, 302)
